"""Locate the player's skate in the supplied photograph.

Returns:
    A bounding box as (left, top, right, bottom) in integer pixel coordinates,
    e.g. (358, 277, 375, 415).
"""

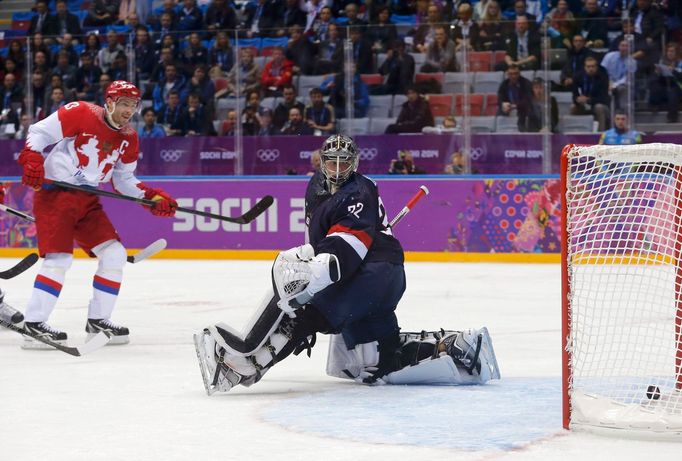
(86, 319, 129, 345)
(440, 327, 500, 381)
(22, 322, 68, 350)
(193, 328, 258, 395)
(0, 288, 24, 325)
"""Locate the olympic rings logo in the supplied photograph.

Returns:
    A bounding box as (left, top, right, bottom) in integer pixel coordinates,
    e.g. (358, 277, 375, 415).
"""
(160, 149, 184, 162)
(359, 148, 378, 161)
(257, 149, 280, 162)
(469, 147, 485, 161)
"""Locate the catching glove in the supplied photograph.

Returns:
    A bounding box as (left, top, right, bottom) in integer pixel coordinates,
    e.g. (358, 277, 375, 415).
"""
(18, 149, 45, 189)
(138, 184, 178, 217)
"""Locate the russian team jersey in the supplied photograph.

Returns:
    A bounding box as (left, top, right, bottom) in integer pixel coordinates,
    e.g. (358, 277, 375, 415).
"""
(24, 101, 143, 197)
(305, 171, 404, 281)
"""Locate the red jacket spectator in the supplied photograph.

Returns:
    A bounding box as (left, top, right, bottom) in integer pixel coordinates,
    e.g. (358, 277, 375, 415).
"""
(260, 48, 293, 97)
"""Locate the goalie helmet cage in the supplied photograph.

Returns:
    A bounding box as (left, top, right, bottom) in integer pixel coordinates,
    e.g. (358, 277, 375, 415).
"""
(561, 143, 682, 438)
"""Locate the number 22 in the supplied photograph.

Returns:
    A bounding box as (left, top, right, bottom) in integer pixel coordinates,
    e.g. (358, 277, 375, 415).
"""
(348, 202, 364, 218)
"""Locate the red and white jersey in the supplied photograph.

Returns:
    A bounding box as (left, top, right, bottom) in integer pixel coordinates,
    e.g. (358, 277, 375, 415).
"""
(25, 101, 143, 198)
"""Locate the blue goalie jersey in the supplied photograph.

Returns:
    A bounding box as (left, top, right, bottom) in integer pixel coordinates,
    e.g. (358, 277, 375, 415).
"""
(305, 171, 404, 281)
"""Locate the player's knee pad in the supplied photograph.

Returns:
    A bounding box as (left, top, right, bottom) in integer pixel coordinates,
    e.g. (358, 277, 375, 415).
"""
(42, 253, 74, 276)
(93, 240, 127, 271)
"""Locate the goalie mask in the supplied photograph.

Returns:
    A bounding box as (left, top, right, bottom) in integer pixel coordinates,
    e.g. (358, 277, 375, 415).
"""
(320, 134, 359, 188)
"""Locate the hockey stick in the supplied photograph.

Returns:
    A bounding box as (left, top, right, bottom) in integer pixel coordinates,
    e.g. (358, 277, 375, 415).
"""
(127, 238, 167, 263)
(0, 205, 165, 265)
(389, 185, 430, 228)
(46, 180, 274, 224)
(0, 203, 35, 222)
(0, 253, 39, 280)
(0, 318, 111, 356)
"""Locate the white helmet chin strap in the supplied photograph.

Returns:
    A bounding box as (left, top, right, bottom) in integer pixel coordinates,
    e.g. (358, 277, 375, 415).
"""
(105, 100, 122, 129)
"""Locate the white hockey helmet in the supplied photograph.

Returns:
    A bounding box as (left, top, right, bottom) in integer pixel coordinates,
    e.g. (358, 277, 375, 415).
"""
(320, 134, 359, 187)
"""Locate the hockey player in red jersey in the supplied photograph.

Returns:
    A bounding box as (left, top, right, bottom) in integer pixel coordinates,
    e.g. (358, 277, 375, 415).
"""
(16, 80, 177, 348)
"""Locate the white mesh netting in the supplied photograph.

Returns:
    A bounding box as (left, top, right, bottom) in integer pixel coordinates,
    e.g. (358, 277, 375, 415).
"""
(564, 143, 682, 435)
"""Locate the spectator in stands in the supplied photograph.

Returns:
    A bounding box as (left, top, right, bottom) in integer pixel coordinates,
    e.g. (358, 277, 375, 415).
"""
(385, 86, 434, 134)
(28, 0, 57, 37)
(257, 108, 279, 135)
(322, 63, 370, 118)
(601, 39, 637, 110)
(205, 0, 239, 34)
(314, 22, 343, 74)
(133, 27, 156, 83)
(273, 84, 305, 130)
(93, 73, 112, 106)
(152, 63, 187, 111)
(521, 77, 558, 132)
(83, 33, 102, 65)
(109, 52, 129, 81)
(150, 47, 176, 83)
(45, 75, 71, 108)
(1, 59, 21, 84)
(545, 0, 575, 49)
(342, 3, 368, 37)
(279, 0, 307, 37)
(182, 93, 215, 136)
(59, 33, 80, 67)
(177, 0, 204, 32)
(220, 109, 238, 136)
(0, 73, 23, 116)
(160, 33, 182, 61)
(153, 13, 177, 48)
(310, 6, 334, 43)
(31, 34, 51, 64)
(261, 47, 294, 97)
(510, 0, 538, 26)
(651, 43, 682, 123)
(304, 87, 335, 135)
(75, 52, 103, 102)
(388, 151, 425, 174)
(182, 65, 215, 108)
(157, 89, 185, 136)
(7, 41, 25, 72)
(27, 70, 47, 119)
(421, 25, 458, 73)
(451, 3, 481, 51)
(240, 90, 261, 135)
(85, 0, 120, 26)
(501, 15, 541, 70)
(571, 56, 610, 131)
(378, 39, 416, 95)
(209, 31, 234, 74)
(630, 0, 666, 50)
(118, 0, 136, 24)
(366, 6, 398, 54)
(281, 106, 314, 135)
(183, 32, 209, 75)
(414, 3, 442, 53)
(225, 48, 261, 98)
(560, 35, 592, 90)
(151, 0, 179, 31)
(578, 0, 607, 48)
(14, 113, 31, 140)
(422, 114, 461, 133)
(478, 0, 505, 51)
(444, 151, 466, 174)
(609, 19, 651, 72)
(33, 51, 50, 75)
(139, 108, 167, 138)
(45, 85, 66, 116)
(287, 24, 317, 76)
(302, 0, 329, 35)
(307, 150, 321, 175)
(347, 27, 375, 74)
(99, 30, 125, 74)
(497, 64, 533, 120)
(125, 11, 141, 29)
(599, 110, 642, 145)
(244, 0, 279, 38)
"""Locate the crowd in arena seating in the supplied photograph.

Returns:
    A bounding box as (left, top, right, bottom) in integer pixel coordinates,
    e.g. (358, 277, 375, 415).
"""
(0, 0, 679, 139)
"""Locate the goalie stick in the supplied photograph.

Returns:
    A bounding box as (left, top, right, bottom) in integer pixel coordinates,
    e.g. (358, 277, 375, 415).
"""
(389, 185, 429, 228)
(48, 180, 274, 224)
(0, 253, 39, 280)
(0, 318, 111, 356)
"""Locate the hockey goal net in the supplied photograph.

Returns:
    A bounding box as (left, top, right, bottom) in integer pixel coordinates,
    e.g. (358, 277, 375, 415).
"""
(562, 143, 682, 437)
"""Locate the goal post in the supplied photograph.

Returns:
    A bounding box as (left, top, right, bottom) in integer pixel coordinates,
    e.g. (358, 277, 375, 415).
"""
(562, 143, 682, 437)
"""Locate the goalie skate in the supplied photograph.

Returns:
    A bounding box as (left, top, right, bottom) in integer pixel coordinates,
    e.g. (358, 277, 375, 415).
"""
(441, 327, 500, 381)
(194, 329, 254, 395)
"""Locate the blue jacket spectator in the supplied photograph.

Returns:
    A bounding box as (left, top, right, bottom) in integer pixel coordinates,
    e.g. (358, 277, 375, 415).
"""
(322, 70, 370, 119)
(157, 90, 185, 136)
(177, 0, 203, 32)
(180, 66, 215, 106)
(152, 64, 187, 111)
(139, 108, 167, 138)
(599, 111, 642, 145)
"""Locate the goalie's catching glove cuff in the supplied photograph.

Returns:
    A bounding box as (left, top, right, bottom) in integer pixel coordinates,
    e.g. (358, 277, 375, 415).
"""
(138, 184, 178, 217)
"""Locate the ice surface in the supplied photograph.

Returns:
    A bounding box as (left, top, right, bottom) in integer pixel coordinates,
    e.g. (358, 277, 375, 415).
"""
(1, 260, 681, 460)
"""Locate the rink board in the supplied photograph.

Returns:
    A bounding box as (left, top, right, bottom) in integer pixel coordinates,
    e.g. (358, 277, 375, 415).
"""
(0, 176, 561, 261)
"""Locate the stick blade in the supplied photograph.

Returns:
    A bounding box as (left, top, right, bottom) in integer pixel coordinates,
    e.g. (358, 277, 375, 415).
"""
(74, 332, 111, 356)
(0, 253, 39, 279)
(127, 238, 168, 263)
(235, 195, 274, 224)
